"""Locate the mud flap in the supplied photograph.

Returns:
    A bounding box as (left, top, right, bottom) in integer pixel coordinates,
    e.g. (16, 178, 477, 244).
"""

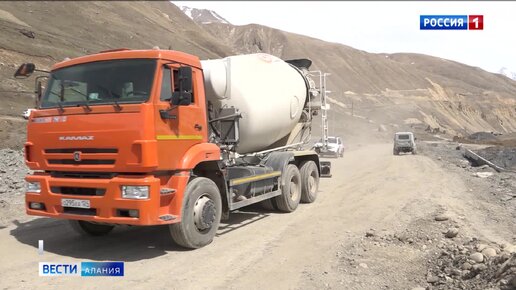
(320, 161, 332, 178)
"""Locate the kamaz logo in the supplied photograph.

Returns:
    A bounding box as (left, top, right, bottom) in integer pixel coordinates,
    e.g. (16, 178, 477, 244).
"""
(58, 136, 94, 141)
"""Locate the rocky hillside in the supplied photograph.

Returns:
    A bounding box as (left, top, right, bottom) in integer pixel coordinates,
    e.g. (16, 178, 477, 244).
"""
(0, 1, 232, 116)
(0, 1, 515, 148)
(0, 1, 233, 148)
(195, 21, 516, 137)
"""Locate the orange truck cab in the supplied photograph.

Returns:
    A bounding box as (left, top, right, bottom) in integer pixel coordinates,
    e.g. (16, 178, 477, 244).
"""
(16, 49, 330, 248)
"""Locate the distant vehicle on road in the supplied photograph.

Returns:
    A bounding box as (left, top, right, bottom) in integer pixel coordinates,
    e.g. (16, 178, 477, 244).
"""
(393, 132, 417, 155)
(22, 108, 35, 119)
(314, 136, 345, 157)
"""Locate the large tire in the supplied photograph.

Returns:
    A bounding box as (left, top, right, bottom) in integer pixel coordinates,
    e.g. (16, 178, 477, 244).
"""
(274, 164, 302, 212)
(68, 220, 114, 236)
(393, 148, 399, 155)
(169, 177, 222, 249)
(300, 161, 319, 203)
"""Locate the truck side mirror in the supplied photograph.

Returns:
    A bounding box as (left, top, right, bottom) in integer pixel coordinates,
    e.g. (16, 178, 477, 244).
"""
(171, 66, 193, 106)
(14, 63, 36, 78)
(178, 66, 192, 93)
(171, 91, 192, 106)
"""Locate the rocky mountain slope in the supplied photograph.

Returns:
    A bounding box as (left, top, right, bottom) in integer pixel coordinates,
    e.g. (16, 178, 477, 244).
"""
(0, 1, 515, 149)
(0, 1, 232, 116)
(195, 21, 516, 137)
(0, 1, 233, 148)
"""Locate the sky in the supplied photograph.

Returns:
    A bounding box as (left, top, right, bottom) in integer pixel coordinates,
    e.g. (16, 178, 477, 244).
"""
(172, 1, 516, 74)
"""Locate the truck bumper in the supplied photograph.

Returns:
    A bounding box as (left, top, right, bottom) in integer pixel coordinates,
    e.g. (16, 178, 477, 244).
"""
(25, 173, 188, 226)
(396, 147, 414, 152)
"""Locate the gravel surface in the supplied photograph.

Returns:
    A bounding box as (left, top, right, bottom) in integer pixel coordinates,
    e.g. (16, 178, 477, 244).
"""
(418, 140, 516, 289)
(0, 149, 30, 227)
(0, 141, 514, 289)
(420, 141, 516, 212)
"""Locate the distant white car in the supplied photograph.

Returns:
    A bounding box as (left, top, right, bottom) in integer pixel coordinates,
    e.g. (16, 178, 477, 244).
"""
(313, 136, 345, 157)
(22, 108, 35, 119)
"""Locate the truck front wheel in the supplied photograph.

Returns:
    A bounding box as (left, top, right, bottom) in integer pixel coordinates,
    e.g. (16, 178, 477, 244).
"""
(300, 161, 319, 203)
(68, 220, 114, 236)
(169, 177, 222, 249)
(274, 164, 302, 212)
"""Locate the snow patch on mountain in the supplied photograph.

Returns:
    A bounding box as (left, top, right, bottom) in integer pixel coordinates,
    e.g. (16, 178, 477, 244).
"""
(498, 67, 516, 80)
(179, 6, 230, 25)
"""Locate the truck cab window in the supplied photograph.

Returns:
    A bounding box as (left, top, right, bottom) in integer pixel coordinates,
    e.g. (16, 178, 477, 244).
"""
(160, 67, 172, 101)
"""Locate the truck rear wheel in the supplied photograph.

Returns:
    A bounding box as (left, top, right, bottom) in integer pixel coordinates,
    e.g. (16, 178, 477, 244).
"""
(169, 177, 222, 249)
(260, 198, 277, 211)
(68, 220, 114, 236)
(300, 161, 319, 203)
(274, 164, 301, 212)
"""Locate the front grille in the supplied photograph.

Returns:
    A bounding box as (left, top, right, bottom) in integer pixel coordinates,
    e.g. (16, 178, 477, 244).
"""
(45, 148, 118, 154)
(48, 159, 115, 165)
(62, 207, 97, 216)
(44, 148, 117, 166)
(51, 186, 106, 196)
(51, 172, 117, 179)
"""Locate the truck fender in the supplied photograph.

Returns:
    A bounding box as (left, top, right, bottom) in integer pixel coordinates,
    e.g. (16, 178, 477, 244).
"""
(192, 160, 230, 220)
(179, 143, 221, 170)
(262, 152, 295, 175)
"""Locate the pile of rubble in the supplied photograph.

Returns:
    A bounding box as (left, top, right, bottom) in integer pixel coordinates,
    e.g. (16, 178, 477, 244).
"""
(359, 211, 516, 290)
(426, 239, 516, 290)
(0, 149, 30, 227)
(474, 147, 516, 171)
(0, 149, 28, 196)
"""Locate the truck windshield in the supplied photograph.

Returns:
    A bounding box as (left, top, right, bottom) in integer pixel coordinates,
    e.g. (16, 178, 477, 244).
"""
(40, 59, 156, 109)
(397, 135, 410, 140)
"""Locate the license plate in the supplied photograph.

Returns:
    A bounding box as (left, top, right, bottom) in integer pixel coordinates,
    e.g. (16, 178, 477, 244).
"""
(61, 198, 90, 209)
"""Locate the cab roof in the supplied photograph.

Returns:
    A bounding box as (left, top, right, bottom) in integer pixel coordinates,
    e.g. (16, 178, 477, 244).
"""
(51, 49, 202, 71)
(395, 132, 414, 135)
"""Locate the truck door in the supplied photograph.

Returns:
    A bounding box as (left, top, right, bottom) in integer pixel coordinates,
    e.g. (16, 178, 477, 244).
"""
(154, 64, 208, 170)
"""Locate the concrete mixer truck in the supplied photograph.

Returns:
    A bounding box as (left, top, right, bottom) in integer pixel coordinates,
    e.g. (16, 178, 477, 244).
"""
(14, 48, 331, 248)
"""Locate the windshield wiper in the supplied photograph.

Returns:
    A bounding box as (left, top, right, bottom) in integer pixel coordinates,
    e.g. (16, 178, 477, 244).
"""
(49, 90, 65, 113)
(112, 99, 122, 111)
(95, 85, 123, 111)
(64, 87, 92, 112)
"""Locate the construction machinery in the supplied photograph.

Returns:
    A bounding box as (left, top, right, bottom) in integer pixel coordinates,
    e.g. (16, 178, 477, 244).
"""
(14, 49, 331, 248)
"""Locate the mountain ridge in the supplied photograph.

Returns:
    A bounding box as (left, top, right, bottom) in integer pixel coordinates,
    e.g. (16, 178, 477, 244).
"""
(0, 1, 514, 149)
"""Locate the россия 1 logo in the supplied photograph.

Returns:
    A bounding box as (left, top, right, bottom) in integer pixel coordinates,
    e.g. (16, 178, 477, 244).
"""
(420, 15, 483, 30)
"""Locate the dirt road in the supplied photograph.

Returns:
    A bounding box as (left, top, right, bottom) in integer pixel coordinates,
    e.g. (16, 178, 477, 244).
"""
(0, 143, 513, 289)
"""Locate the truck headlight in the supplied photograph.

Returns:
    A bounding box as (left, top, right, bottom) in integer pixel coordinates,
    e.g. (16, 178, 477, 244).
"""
(121, 186, 149, 199)
(27, 181, 41, 193)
